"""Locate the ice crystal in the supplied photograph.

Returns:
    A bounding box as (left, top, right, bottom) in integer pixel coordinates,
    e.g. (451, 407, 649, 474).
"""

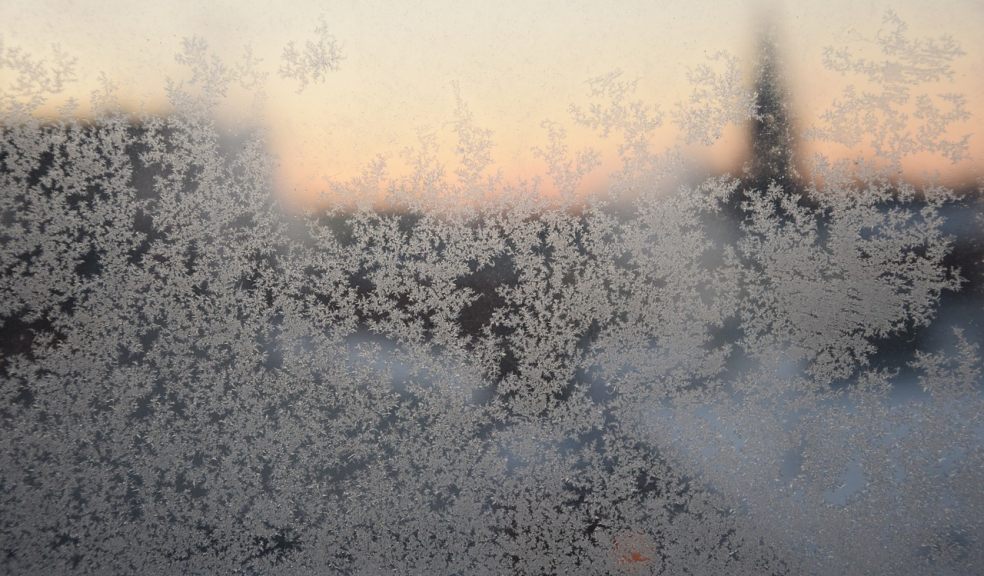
(1, 11, 982, 576)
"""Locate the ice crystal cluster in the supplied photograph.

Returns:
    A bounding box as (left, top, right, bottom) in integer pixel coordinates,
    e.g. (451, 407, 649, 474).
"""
(1, 12, 982, 576)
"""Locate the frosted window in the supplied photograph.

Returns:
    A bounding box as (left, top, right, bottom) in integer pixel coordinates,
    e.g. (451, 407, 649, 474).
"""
(2, 3, 982, 574)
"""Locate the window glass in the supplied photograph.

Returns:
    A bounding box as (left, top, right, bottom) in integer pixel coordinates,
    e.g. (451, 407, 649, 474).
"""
(2, 2, 982, 574)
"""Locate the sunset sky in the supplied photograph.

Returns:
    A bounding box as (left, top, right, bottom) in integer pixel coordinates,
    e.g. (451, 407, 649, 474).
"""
(3, 0, 982, 207)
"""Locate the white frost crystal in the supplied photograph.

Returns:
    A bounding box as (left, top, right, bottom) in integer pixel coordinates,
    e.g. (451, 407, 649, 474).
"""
(1, 12, 981, 576)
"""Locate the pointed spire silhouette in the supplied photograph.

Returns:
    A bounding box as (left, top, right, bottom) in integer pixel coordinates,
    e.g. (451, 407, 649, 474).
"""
(747, 24, 797, 193)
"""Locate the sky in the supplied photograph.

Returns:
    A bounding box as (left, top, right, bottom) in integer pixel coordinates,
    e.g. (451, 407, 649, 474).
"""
(2, 0, 982, 207)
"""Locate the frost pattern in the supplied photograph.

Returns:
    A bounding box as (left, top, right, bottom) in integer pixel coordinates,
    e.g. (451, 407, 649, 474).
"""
(1, 13, 982, 576)
(279, 18, 344, 92)
(808, 10, 972, 166)
(674, 52, 756, 146)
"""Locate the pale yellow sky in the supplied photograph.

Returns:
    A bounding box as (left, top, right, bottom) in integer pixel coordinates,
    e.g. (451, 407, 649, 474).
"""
(2, 0, 982, 207)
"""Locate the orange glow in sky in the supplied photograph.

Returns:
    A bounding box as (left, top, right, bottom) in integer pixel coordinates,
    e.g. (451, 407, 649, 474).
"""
(3, 0, 982, 208)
